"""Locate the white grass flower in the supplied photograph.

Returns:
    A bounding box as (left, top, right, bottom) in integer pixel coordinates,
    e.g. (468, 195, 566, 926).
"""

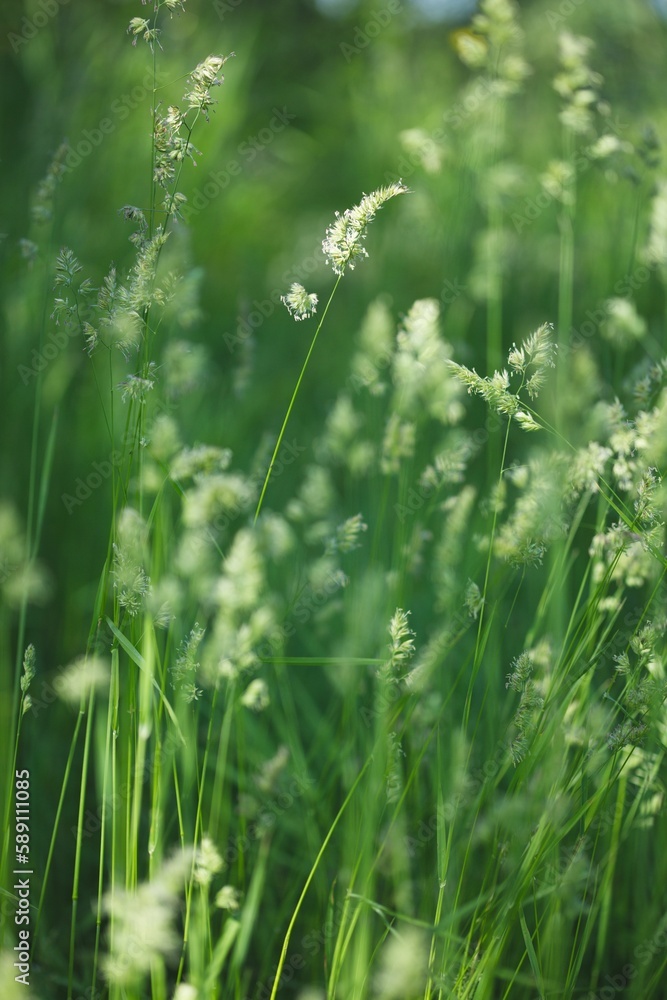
(173, 985, 199, 1000)
(20, 644, 36, 714)
(215, 885, 241, 911)
(350, 296, 394, 395)
(434, 486, 477, 610)
(171, 623, 205, 701)
(55, 656, 109, 704)
(540, 159, 575, 206)
(387, 609, 416, 670)
(392, 299, 464, 424)
(420, 437, 476, 492)
(568, 442, 612, 496)
(399, 128, 445, 174)
(171, 445, 233, 481)
(208, 606, 274, 683)
(456, 0, 529, 94)
(256, 513, 295, 560)
(147, 577, 182, 629)
(451, 323, 554, 430)
(149, 414, 182, 463)
(588, 134, 631, 159)
(380, 413, 415, 475)
(126, 230, 169, 312)
(507, 322, 556, 397)
(286, 466, 335, 525)
(495, 454, 567, 567)
(554, 32, 602, 134)
(449, 362, 518, 416)
(328, 513, 368, 554)
(644, 180, 667, 272)
(506, 651, 534, 692)
(513, 409, 542, 432)
(112, 508, 151, 617)
(281, 282, 318, 321)
(322, 181, 409, 276)
(119, 365, 157, 404)
(465, 580, 484, 620)
(184, 55, 230, 120)
(194, 835, 224, 887)
(453, 31, 489, 69)
(316, 395, 375, 475)
(241, 678, 270, 712)
(162, 340, 209, 397)
(600, 298, 647, 347)
(182, 473, 250, 530)
(256, 745, 290, 793)
(634, 468, 662, 527)
(373, 926, 428, 999)
(214, 529, 264, 614)
(104, 849, 192, 986)
(127, 17, 157, 48)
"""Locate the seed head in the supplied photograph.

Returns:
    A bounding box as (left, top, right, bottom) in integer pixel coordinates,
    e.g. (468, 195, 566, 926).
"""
(281, 282, 318, 321)
(322, 182, 409, 276)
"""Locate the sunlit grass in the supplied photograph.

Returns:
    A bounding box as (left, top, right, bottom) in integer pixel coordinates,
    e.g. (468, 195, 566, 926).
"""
(1, 2, 667, 999)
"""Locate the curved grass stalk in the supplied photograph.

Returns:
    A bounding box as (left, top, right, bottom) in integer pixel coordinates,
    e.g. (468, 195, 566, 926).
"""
(268, 753, 371, 1000)
(254, 274, 342, 523)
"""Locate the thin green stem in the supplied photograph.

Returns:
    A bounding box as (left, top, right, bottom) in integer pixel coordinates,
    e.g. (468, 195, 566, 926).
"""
(268, 754, 371, 1000)
(254, 274, 343, 523)
(68, 689, 96, 1000)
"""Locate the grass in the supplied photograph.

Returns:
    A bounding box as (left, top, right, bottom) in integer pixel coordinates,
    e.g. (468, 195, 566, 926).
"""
(1, 1, 667, 999)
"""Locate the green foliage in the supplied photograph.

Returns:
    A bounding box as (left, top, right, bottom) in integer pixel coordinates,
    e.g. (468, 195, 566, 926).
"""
(1, 1, 667, 999)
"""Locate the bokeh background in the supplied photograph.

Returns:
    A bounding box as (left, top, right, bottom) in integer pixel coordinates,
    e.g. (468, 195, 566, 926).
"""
(1, 0, 666, 663)
(2, 0, 667, 995)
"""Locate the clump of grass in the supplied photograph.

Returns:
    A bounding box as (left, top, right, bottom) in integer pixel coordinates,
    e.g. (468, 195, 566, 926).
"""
(2, 2, 667, 1000)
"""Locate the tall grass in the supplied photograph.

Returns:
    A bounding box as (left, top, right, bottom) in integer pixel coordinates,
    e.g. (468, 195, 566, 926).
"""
(2, 1, 667, 999)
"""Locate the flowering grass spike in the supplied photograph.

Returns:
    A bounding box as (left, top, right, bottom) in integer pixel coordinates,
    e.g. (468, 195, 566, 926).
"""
(322, 181, 409, 276)
(281, 282, 318, 321)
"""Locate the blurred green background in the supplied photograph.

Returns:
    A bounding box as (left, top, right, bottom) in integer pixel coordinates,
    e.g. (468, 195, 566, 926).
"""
(2, 2, 667, 996)
(2, 0, 666, 671)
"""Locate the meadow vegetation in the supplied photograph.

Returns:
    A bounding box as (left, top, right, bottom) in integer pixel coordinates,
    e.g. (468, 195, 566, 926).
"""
(1, 0, 667, 998)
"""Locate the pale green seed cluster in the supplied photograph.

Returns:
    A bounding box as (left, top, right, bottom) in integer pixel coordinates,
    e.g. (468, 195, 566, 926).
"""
(281, 282, 318, 321)
(322, 181, 409, 276)
(449, 321, 556, 431)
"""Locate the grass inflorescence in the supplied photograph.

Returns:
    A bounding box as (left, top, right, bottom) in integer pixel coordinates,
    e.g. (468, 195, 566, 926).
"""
(1, 1, 667, 999)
